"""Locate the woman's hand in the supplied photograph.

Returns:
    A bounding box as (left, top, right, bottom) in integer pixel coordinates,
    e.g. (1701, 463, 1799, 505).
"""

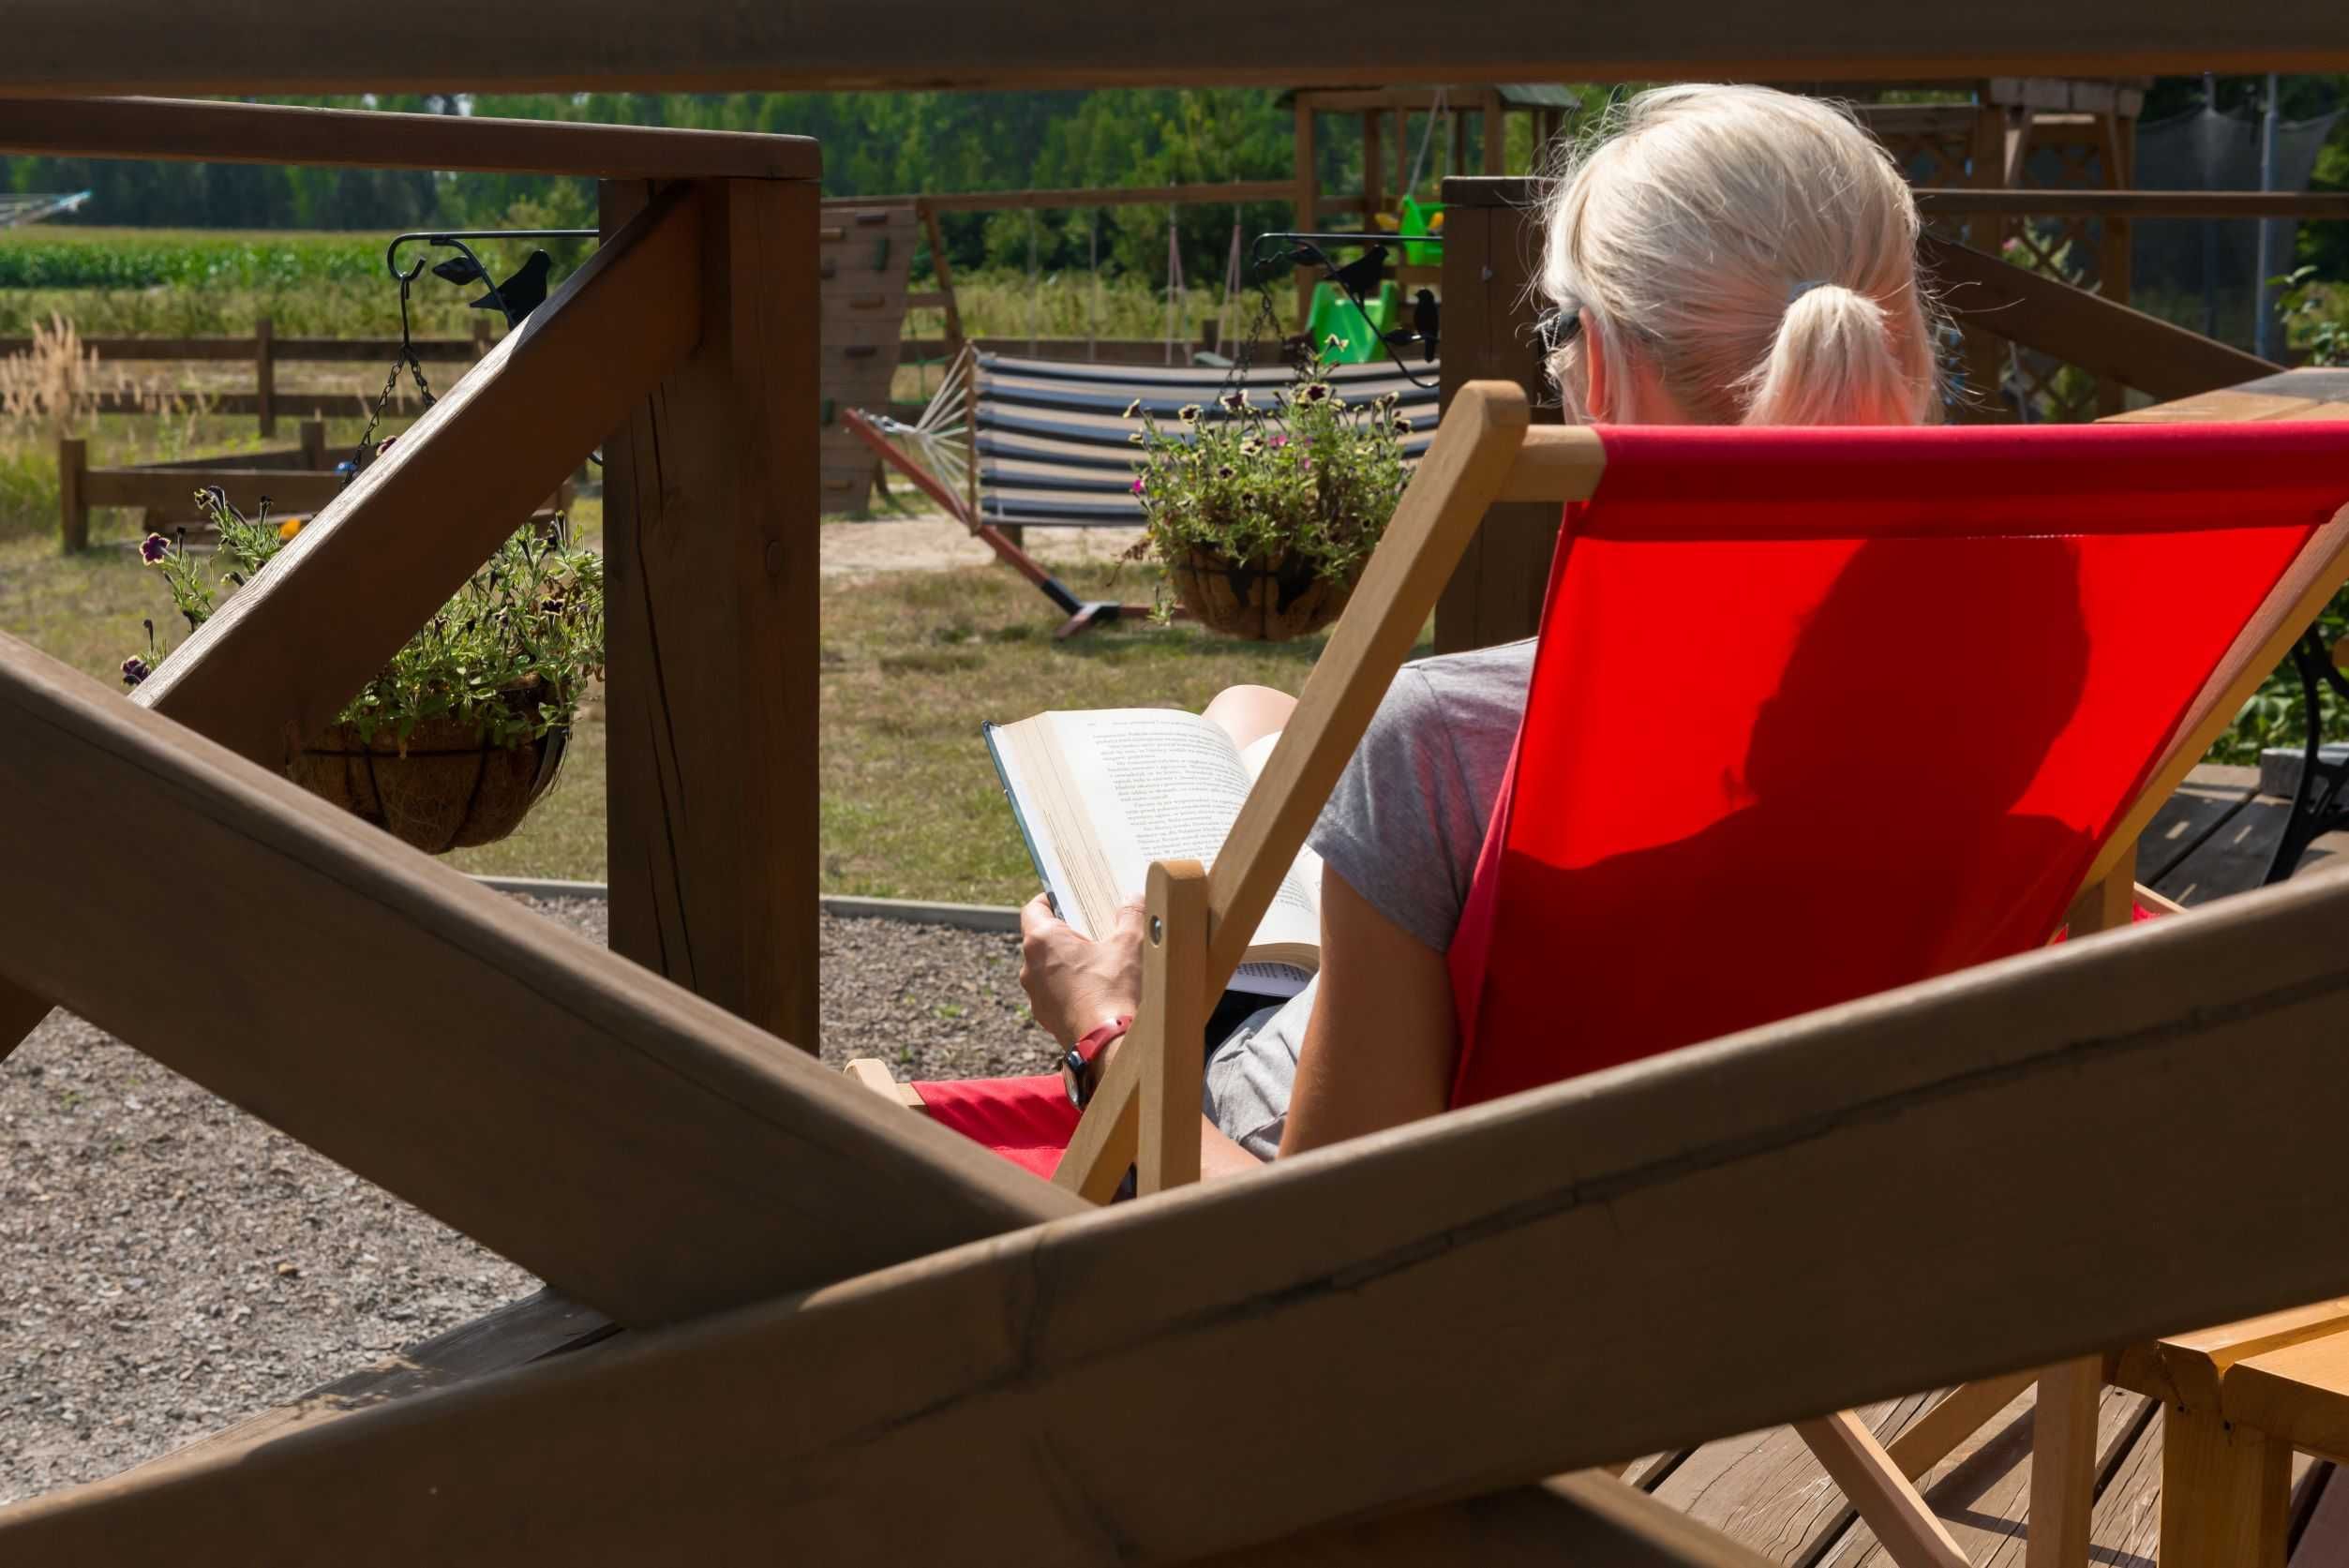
(1019, 894, 1145, 1049)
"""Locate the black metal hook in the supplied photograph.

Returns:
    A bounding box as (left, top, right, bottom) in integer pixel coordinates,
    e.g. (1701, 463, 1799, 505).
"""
(384, 228, 596, 329)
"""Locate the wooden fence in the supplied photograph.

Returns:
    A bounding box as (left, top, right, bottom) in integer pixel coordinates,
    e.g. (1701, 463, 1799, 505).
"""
(56, 422, 573, 551)
(0, 319, 492, 434)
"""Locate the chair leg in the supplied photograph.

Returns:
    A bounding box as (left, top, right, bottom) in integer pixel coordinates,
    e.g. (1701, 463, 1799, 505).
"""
(2026, 1359, 2102, 1568)
(1796, 1411, 1971, 1568)
(2159, 1395, 2290, 1568)
(1885, 1374, 2037, 1482)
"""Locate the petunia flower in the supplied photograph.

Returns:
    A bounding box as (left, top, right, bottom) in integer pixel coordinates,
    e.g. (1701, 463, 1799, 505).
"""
(1130, 477, 1146, 495)
(1123, 399, 1142, 417)
(277, 517, 305, 541)
(120, 655, 150, 688)
(139, 533, 171, 564)
(1178, 403, 1203, 424)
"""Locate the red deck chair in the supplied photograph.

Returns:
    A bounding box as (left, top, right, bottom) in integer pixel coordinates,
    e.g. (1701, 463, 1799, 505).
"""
(848, 386, 2349, 1566)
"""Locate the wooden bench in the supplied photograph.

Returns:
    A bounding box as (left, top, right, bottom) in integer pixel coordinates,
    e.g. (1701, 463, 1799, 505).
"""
(2110, 1303, 2349, 1564)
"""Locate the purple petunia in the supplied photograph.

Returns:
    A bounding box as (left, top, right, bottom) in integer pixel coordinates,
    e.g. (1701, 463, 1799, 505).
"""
(1131, 476, 1146, 495)
(120, 655, 150, 688)
(139, 533, 171, 564)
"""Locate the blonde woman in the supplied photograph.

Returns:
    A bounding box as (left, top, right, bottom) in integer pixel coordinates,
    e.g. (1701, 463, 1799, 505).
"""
(1021, 84, 1941, 1174)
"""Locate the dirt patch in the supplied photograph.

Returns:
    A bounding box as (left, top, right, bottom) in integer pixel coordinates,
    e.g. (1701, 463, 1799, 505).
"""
(822, 514, 1146, 583)
(0, 897, 1047, 1505)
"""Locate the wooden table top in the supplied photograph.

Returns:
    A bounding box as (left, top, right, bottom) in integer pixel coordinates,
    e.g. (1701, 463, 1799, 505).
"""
(2107, 366, 2349, 424)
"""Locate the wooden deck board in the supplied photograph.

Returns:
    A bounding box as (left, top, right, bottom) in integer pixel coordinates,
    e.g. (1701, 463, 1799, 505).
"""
(2142, 767, 2349, 906)
(1651, 1396, 1935, 1561)
(1820, 1387, 2148, 1566)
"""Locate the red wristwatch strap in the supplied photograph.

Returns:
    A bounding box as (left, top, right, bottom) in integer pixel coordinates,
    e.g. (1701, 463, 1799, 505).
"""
(1064, 1014, 1134, 1109)
(1073, 1014, 1134, 1069)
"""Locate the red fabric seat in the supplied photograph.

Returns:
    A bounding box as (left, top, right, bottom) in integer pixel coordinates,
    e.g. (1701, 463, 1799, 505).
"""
(1446, 422, 2349, 1108)
(908, 1074, 1079, 1180)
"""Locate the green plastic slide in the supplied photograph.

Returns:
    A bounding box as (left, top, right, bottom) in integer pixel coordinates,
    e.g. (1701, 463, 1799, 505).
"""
(1305, 278, 1399, 365)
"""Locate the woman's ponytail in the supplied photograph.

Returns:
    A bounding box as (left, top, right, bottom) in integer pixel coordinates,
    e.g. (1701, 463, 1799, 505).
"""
(1741, 284, 1923, 426)
(1537, 85, 1940, 427)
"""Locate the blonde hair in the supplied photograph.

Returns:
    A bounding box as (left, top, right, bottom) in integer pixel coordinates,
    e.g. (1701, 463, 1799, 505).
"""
(1538, 84, 1938, 426)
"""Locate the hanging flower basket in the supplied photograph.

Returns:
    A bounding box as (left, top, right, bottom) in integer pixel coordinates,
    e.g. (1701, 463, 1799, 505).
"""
(1167, 546, 1356, 642)
(130, 490, 602, 858)
(288, 692, 569, 855)
(1125, 344, 1411, 644)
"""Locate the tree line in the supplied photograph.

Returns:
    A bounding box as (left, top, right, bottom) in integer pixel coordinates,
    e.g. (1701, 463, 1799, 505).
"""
(6, 83, 2345, 282)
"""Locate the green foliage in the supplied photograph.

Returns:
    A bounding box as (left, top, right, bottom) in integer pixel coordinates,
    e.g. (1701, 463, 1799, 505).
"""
(0, 226, 383, 290)
(2274, 265, 2349, 368)
(1130, 348, 1410, 584)
(130, 491, 604, 750)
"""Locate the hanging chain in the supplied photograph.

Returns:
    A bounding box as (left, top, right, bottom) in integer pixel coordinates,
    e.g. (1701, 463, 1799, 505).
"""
(348, 273, 438, 480)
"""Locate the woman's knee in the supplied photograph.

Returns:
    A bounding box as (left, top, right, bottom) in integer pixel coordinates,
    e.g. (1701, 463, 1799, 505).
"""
(1203, 684, 1298, 749)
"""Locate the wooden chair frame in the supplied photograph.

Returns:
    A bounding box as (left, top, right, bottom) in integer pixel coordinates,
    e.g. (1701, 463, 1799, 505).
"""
(8, 93, 2349, 1566)
(854, 381, 2349, 1566)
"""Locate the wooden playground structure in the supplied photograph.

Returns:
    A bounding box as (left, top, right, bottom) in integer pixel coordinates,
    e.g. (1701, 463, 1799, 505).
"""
(5, 12, 2349, 1561)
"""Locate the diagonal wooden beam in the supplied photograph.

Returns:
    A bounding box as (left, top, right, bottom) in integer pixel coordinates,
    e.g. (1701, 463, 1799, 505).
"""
(18, 857, 2349, 1562)
(1920, 232, 2279, 404)
(0, 180, 705, 1068)
(0, 629, 1078, 1329)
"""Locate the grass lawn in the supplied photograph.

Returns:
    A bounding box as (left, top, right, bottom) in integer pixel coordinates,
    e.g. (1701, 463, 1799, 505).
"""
(0, 503, 1379, 904)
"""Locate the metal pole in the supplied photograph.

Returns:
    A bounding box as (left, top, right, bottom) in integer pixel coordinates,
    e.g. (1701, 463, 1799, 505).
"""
(2255, 71, 2282, 360)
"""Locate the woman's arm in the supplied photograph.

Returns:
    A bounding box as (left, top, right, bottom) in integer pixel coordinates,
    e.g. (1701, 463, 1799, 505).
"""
(1279, 867, 1457, 1157)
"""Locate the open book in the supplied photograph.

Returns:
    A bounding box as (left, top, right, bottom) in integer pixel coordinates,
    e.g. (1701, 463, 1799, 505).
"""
(984, 709, 1321, 998)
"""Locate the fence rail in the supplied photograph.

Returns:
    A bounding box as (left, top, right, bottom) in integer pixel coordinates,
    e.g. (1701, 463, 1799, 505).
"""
(2, 316, 493, 435)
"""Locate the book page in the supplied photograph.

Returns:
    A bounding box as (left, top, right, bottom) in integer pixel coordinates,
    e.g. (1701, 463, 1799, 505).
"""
(1044, 709, 1321, 956)
(1237, 730, 1324, 914)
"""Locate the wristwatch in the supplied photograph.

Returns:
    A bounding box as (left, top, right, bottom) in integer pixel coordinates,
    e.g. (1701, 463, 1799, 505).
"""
(1063, 1014, 1134, 1110)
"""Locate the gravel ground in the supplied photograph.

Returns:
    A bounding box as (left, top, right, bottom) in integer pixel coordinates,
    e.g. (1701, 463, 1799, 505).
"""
(0, 896, 1045, 1505)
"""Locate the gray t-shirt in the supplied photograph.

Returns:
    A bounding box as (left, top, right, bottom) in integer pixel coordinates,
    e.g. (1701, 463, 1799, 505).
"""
(1203, 639, 1534, 1157)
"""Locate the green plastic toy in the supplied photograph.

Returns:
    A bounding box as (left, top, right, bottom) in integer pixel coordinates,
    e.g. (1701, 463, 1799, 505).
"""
(1396, 197, 1444, 267)
(1305, 278, 1399, 365)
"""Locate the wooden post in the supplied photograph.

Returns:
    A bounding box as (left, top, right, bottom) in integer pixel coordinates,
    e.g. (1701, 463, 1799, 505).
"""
(2159, 1398, 2290, 1566)
(1363, 109, 1384, 223)
(57, 436, 85, 554)
(471, 317, 494, 361)
(1294, 97, 1318, 326)
(1434, 176, 1560, 652)
(1483, 92, 1508, 175)
(253, 315, 276, 437)
(919, 201, 965, 356)
(298, 419, 326, 470)
(601, 174, 822, 1053)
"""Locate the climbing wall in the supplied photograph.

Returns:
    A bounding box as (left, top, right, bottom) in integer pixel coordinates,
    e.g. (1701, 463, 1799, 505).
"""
(818, 202, 919, 514)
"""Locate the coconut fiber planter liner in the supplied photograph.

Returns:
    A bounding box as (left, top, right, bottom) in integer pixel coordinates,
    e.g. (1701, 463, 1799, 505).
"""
(289, 715, 568, 854)
(1167, 548, 1354, 642)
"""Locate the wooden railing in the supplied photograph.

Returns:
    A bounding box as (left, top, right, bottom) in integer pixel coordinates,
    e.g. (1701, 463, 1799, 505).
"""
(0, 98, 836, 1307)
